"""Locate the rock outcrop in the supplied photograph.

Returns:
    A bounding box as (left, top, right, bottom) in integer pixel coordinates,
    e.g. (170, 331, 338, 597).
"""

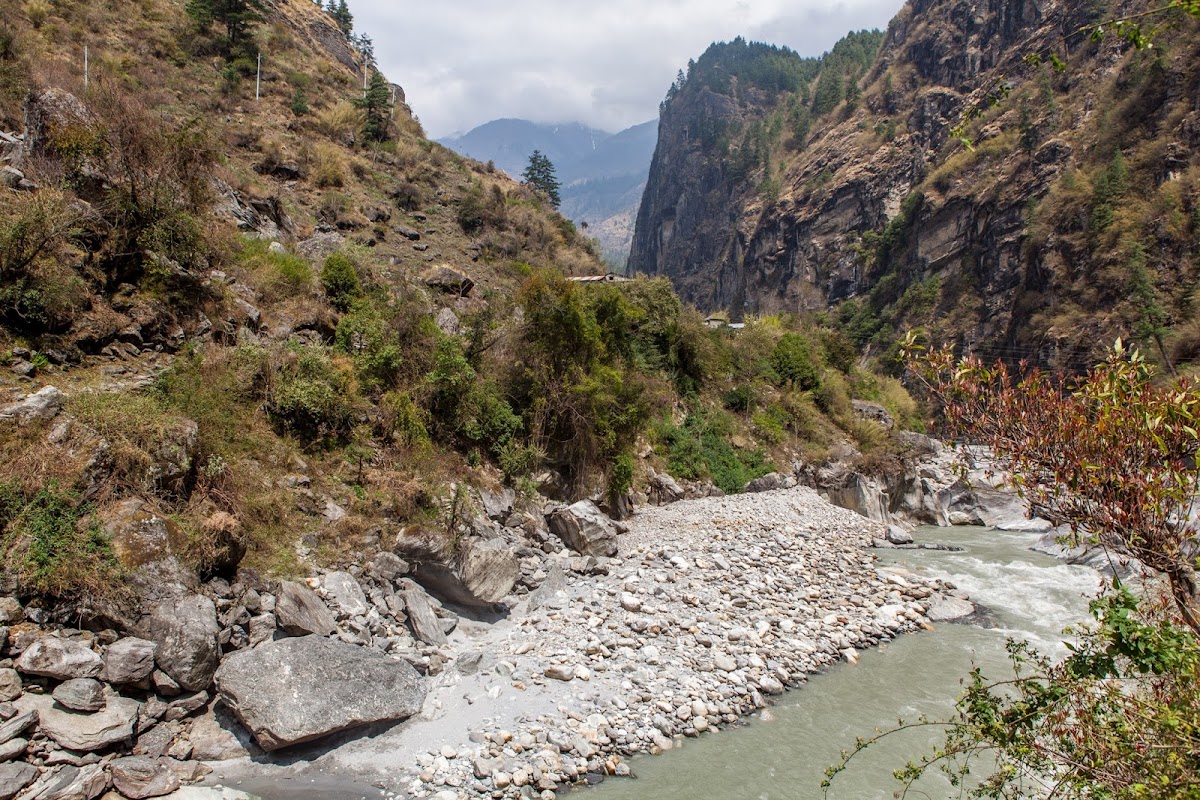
(630, 0, 1200, 362)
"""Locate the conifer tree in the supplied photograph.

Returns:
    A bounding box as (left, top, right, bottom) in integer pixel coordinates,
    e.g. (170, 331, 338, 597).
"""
(186, 0, 264, 56)
(522, 150, 561, 209)
(355, 70, 392, 142)
(330, 0, 353, 34)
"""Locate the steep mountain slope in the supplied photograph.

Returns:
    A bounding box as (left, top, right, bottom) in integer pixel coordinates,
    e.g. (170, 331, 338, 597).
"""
(630, 1, 1200, 370)
(442, 118, 658, 266)
(0, 0, 616, 585)
(1, 0, 926, 607)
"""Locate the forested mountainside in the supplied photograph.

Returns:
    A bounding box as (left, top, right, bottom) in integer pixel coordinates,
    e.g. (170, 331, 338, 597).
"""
(0, 0, 923, 602)
(629, 0, 1200, 371)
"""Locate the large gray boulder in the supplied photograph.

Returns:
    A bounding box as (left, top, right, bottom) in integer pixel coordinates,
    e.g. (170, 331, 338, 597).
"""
(275, 581, 337, 636)
(16, 692, 139, 752)
(14, 637, 102, 681)
(52, 678, 105, 712)
(141, 595, 220, 691)
(103, 499, 198, 601)
(646, 470, 684, 506)
(102, 637, 158, 684)
(926, 597, 977, 622)
(547, 501, 619, 557)
(214, 635, 425, 751)
(412, 537, 518, 606)
(455, 537, 518, 603)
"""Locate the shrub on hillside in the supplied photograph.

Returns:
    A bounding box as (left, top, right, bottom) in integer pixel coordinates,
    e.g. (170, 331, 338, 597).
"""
(268, 346, 355, 442)
(656, 410, 772, 494)
(335, 302, 402, 391)
(770, 332, 821, 390)
(320, 251, 361, 310)
(1, 481, 121, 598)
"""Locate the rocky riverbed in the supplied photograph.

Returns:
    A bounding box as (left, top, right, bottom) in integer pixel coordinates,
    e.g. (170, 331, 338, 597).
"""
(0, 483, 975, 800)
(209, 487, 969, 800)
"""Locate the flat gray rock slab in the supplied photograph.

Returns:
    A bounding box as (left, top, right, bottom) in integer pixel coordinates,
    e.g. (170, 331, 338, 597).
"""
(14, 763, 107, 800)
(111, 755, 181, 799)
(0, 761, 38, 800)
(0, 709, 36, 746)
(16, 692, 139, 752)
(14, 637, 101, 681)
(214, 635, 425, 751)
(927, 596, 977, 622)
(401, 585, 447, 645)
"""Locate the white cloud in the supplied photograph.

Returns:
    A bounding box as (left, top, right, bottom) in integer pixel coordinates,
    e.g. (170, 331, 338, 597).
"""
(351, 0, 905, 138)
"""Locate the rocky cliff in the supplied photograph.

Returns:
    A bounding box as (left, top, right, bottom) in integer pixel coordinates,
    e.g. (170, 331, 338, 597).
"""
(630, 0, 1200, 369)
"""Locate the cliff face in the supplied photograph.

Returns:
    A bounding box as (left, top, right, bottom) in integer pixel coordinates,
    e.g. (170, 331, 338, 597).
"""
(630, 0, 1200, 368)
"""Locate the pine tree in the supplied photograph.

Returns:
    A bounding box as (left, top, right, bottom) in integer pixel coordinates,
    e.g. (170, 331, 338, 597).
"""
(522, 150, 561, 209)
(330, 0, 353, 34)
(355, 70, 392, 142)
(186, 0, 265, 57)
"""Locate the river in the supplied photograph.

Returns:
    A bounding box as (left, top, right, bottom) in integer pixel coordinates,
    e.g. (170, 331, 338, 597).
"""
(582, 525, 1100, 800)
(227, 524, 1098, 800)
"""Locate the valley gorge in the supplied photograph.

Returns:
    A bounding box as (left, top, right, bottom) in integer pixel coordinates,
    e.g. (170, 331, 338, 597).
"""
(0, 0, 1197, 798)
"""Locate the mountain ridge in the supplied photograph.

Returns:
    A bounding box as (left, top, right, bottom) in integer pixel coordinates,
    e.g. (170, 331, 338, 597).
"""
(629, 0, 1200, 371)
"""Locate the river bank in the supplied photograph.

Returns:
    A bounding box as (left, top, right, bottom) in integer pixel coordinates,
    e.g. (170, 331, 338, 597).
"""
(589, 525, 1101, 800)
(205, 487, 971, 799)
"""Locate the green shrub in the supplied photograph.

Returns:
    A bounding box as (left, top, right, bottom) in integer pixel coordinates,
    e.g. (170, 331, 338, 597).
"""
(770, 332, 821, 390)
(723, 385, 755, 412)
(236, 238, 312, 298)
(752, 406, 787, 444)
(814, 368, 853, 420)
(268, 346, 355, 442)
(818, 329, 856, 373)
(657, 410, 772, 494)
(607, 452, 635, 496)
(1, 482, 121, 598)
(498, 441, 543, 478)
(334, 302, 402, 391)
(290, 87, 309, 116)
(427, 338, 521, 456)
(320, 252, 362, 310)
(457, 183, 506, 234)
(380, 390, 429, 448)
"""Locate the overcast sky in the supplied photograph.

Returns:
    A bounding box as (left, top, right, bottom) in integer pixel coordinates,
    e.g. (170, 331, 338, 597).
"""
(351, 1, 906, 139)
